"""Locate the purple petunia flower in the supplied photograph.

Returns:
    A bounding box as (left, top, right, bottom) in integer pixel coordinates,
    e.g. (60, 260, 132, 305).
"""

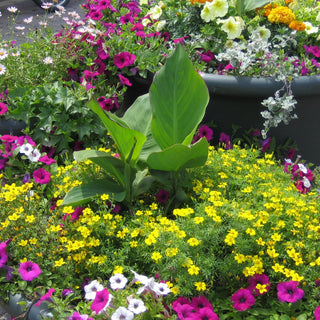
(156, 189, 170, 203)
(114, 51, 136, 69)
(175, 304, 195, 320)
(39, 155, 56, 165)
(260, 137, 271, 153)
(190, 296, 214, 311)
(35, 288, 55, 306)
(0, 241, 8, 268)
(118, 74, 132, 86)
(90, 289, 111, 314)
(33, 168, 51, 184)
(315, 305, 320, 320)
(0, 102, 8, 115)
(68, 311, 93, 320)
(219, 132, 232, 150)
(231, 288, 255, 311)
(18, 261, 41, 281)
(247, 274, 271, 296)
(198, 125, 213, 141)
(277, 281, 304, 303)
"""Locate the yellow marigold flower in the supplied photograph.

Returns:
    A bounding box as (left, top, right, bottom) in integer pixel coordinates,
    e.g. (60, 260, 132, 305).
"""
(256, 237, 265, 246)
(113, 266, 123, 274)
(29, 238, 37, 245)
(267, 248, 279, 258)
(171, 286, 180, 294)
(268, 6, 295, 25)
(145, 236, 156, 245)
(131, 229, 140, 237)
(19, 240, 28, 247)
(187, 237, 201, 247)
(130, 241, 138, 248)
(165, 247, 179, 257)
(256, 283, 268, 294)
(54, 258, 66, 267)
(100, 194, 109, 200)
(8, 213, 21, 221)
(1, 220, 10, 228)
(151, 251, 162, 262)
(234, 254, 246, 263)
(20, 258, 28, 263)
(104, 213, 113, 220)
(195, 282, 206, 291)
(56, 199, 63, 207)
(241, 186, 253, 193)
(62, 206, 74, 214)
(188, 265, 200, 275)
(150, 203, 158, 210)
(288, 20, 306, 31)
(246, 228, 256, 236)
(271, 233, 282, 242)
(193, 216, 204, 224)
(25, 215, 35, 223)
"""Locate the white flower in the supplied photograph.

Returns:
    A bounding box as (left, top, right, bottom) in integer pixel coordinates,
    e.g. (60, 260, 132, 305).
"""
(152, 282, 171, 296)
(147, 5, 163, 20)
(84, 280, 104, 300)
(298, 163, 308, 174)
(304, 22, 319, 34)
(317, 12, 320, 22)
(12, 51, 20, 57)
(19, 143, 34, 156)
(131, 270, 155, 294)
(111, 307, 134, 320)
(0, 49, 8, 60)
(302, 176, 311, 188)
(109, 273, 128, 290)
(41, 2, 53, 9)
(139, 0, 148, 5)
(24, 17, 33, 24)
(28, 149, 41, 162)
(0, 64, 6, 75)
(43, 57, 53, 64)
(218, 16, 245, 39)
(251, 26, 271, 41)
(154, 20, 166, 32)
(0, 11, 2, 17)
(15, 26, 25, 31)
(7, 6, 18, 13)
(200, 0, 228, 22)
(127, 298, 147, 314)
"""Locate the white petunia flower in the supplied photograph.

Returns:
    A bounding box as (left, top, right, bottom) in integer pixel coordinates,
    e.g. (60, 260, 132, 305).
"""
(218, 16, 245, 39)
(127, 298, 147, 314)
(154, 20, 166, 32)
(109, 273, 128, 290)
(84, 280, 104, 300)
(302, 176, 311, 188)
(28, 149, 41, 162)
(251, 26, 271, 41)
(200, 0, 228, 22)
(19, 143, 34, 156)
(298, 163, 308, 174)
(304, 22, 318, 34)
(152, 282, 171, 296)
(111, 307, 134, 320)
(147, 5, 163, 20)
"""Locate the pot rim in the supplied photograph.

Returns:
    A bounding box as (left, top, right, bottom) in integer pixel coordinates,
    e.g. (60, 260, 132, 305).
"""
(201, 73, 320, 97)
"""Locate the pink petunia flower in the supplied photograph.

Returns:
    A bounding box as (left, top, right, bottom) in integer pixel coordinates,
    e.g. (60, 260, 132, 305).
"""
(247, 274, 271, 296)
(219, 132, 232, 150)
(33, 168, 51, 184)
(0, 102, 8, 115)
(314, 305, 320, 320)
(277, 281, 304, 303)
(18, 261, 41, 281)
(118, 74, 132, 86)
(156, 189, 170, 203)
(231, 288, 255, 311)
(39, 155, 56, 165)
(114, 51, 136, 69)
(90, 289, 111, 314)
(68, 311, 93, 320)
(190, 296, 214, 311)
(198, 125, 213, 141)
(35, 288, 55, 306)
(0, 241, 8, 267)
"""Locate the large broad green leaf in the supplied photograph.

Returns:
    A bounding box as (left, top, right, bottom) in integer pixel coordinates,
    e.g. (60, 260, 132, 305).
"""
(62, 178, 126, 206)
(87, 99, 146, 166)
(243, 0, 271, 11)
(150, 45, 209, 150)
(74, 150, 125, 187)
(122, 94, 161, 162)
(146, 138, 209, 172)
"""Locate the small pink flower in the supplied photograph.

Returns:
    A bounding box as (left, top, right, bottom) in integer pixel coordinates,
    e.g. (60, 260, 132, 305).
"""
(35, 288, 55, 306)
(118, 74, 132, 86)
(0, 102, 8, 115)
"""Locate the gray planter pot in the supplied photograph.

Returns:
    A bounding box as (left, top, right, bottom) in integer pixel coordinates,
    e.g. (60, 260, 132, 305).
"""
(0, 119, 26, 135)
(201, 74, 320, 165)
(0, 294, 53, 320)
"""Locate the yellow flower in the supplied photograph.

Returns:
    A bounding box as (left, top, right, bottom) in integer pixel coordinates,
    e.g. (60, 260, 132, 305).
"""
(193, 216, 204, 224)
(188, 265, 200, 275)
(165, 247, 179, 257)
(25, 215, 35, 223)
(256, 283, 268, 294)
(194, 282, 206, 291)
(130, 241, 138, 248)
(113, 266, 123, 274)
(151, 251, 162, 263)
(100, 194, 109, 200)
(19, 240, 28, 247)
(267, 6, 296, 25)
(54, 258, 66, 267)
(187, 237, 201, 247)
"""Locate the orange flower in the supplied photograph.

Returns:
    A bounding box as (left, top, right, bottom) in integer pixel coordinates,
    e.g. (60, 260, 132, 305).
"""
(267, 6, 296, 25)
(289, 20, 306, 31)
(190, 0, 213, 4)
(259, 3, 279, 17)
(285, 0, 294, 4)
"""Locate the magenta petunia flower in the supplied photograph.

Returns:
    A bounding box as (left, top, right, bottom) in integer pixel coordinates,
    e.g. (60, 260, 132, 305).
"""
(156, 189, 170, 203)
(198, 50, 215, 63)
(0, 242, 8, 268)
(277, 281, 304, 303)
(33, 168, 51, 184)
(18, 261, 41, 281)
(114, 51, 136, 69)
(190, 296, 214, 311)
(247, 274, 271, 296)
(35, 288, 55, 306)
(176, 304, 196, 320)
(172, 296, 190, 312)
(219, 132, 232, 150)
(198, 125, 213, 141)
(68, 311, 93, 320)
(118, 74, 132, 86)
(314, 305, 320, 320)
(90, 289, 110, 314)
(0, 102, 8, 115)
(260, 137, 271, 153)
(231, 288, 255, 311)
(196, 307, 219, 320)
(39, 155, 56, 165)
(88, 9, 103, 21)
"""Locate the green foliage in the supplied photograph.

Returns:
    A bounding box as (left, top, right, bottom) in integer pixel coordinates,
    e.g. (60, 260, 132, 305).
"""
(63, 45, 209, 207)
